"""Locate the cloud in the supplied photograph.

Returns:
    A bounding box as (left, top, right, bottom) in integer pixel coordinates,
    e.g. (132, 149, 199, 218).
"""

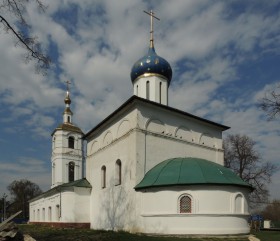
(0, 157, 50, 195)
(0, 0, 279, 201)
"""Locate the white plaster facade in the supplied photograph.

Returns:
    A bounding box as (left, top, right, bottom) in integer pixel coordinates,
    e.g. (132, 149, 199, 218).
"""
(29, 91, 90, 226)
(51, 128, 83, 188)
(29, 186, 91, 224)
(133, 75, 169, 105)
(29, 95, 251, 234)
(138, 186, 250, 234)
(29, 29, 252, 234)
(84, 97, 251, 234)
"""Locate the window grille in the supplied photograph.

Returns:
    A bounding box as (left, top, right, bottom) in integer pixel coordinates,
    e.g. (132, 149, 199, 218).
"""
(180, 195, 192, 213)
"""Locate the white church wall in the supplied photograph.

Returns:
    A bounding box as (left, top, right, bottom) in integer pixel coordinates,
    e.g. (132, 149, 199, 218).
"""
(60, 192, 75, 222)
(52, 129, 83, 188)
(88, 130, 138, 231)
(139, 214, 250, 235)
(29, 188, 90, 223)
(84, 100, 232, 233)
(133, 76, 169, 105)
(136, 185, 250, 234)
(139, 186, 250, 215)
(86, 109, 139, 231)
(144, 134, 221, 173)
(52, 130, 83, 157)
(133, 103, 225, 183)
(137, 102, 223, 148)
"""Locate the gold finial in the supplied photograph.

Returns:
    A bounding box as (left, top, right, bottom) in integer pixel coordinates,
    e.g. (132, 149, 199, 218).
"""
(143, 10, 160, 48)
(64, 80, 71, 105)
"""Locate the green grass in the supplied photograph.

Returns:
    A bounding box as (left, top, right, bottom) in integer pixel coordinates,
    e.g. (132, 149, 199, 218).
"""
(254, 230, 280, 241)
(18, 224, 280, 241)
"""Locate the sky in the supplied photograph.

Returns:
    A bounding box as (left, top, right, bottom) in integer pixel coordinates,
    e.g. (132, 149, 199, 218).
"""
(0, 0, 279, 202)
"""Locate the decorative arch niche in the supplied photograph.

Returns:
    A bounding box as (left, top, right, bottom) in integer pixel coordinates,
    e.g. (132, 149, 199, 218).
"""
(146, 119, 165, 134)
(103, 131, 113, 146)
(90, 141, 99, 154)
(234, 193, 244, 214)
(175, 127, 193, 142)
(199, 133, 214, 147)
(117, 119, 130, 138)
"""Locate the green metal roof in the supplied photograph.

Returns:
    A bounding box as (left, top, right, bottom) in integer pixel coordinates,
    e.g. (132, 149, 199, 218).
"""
(135, 158, 253, 190)
(29, 178, 91, 202)
(59, 178, 92, 188)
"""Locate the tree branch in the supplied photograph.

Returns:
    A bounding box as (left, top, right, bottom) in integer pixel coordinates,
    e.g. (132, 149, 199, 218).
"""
(0, 0, 51, 74)
(259, 85, 280, 120)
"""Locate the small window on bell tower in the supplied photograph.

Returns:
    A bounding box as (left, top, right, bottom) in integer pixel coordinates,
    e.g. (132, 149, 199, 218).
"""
(68, 162, 75, 182)
(67, 116, 71, 123)
(68, 136, 74, 149)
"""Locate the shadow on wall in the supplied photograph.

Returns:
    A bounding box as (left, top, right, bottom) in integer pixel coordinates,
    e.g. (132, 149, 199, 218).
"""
(96, 164, 137, 231)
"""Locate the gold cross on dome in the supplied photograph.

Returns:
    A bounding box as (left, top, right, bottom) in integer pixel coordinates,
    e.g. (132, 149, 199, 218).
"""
(143, 10, 160, 48)
(65, 80, 71, 91)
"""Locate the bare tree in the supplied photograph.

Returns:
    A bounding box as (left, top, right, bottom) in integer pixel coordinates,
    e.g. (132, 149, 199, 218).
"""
(224, 134, 278, 205)
(259, 85, 280, 120)
(260, 199, 280, 222)
(0, 0, 51, 74)
(7, 179, 42, 219)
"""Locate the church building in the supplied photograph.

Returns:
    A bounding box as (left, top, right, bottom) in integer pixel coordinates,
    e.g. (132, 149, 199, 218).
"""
(29, 11, 253, 235)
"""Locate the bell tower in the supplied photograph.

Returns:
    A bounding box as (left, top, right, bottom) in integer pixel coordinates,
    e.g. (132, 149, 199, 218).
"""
(51, 81, 84, 188)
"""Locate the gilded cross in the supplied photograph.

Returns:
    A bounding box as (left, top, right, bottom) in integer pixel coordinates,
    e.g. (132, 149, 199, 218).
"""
(65, 80, 71, 91)
(143, 10, 160, 48)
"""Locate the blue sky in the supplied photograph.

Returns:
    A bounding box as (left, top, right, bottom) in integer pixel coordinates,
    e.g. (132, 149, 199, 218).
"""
(0, 0, 279, 201)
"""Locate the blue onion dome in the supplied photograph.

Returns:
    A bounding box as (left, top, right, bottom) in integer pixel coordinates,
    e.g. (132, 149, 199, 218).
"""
(130, 46, 172, 85)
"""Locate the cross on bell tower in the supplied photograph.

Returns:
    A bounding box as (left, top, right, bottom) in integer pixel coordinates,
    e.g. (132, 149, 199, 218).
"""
(63, 80, 73, 124)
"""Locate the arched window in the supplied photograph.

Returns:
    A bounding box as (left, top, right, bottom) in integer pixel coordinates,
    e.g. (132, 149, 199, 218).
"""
(68, 136, 74, 149)
(101, 166, 106, 188)
(159, 82, 162, 104)
(146, 81, 150, 100)
(52, 137, 56, 149)
(235, 194, 243, 213)
(48, 207, 52, 222)
(42, 208, 45, 221)
(115, 159, 122, 185)
(68, 162, 75, 182)
(179, 195, 192, 213)
(56, 205, 60, 221)
(67, 116, 71, 123)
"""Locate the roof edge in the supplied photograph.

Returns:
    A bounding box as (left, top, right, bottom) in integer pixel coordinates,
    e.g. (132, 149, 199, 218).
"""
(29, 178, 91, 202)
(84, 96, 230, 140)
(135, 182, 254, 191)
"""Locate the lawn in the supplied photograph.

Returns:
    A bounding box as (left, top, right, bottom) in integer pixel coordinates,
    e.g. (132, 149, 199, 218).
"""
(254, 230, 280, 241)
(18, 224, 251, 241)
